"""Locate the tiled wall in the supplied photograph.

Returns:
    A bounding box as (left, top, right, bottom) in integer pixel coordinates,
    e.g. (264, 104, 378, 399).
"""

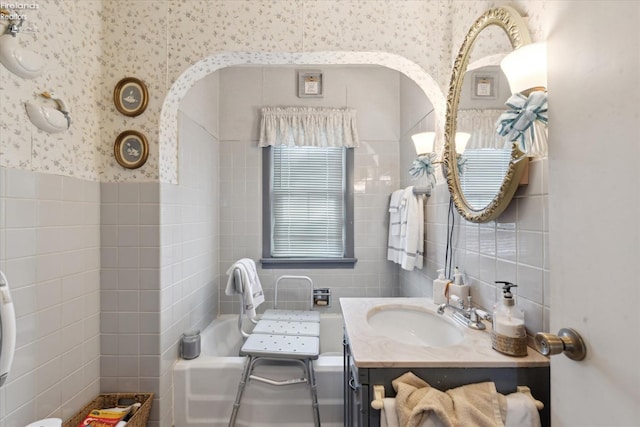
(217, 66, 412, 314)
(0, 168, 101, 426)
(99, 181, 161, 422)
(157, 112, 219, 426)
(404, 166, 550, 335)
(98, 108, 220, 427)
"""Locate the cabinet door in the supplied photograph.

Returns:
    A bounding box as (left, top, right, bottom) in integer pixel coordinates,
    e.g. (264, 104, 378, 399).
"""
(347, 362, 365, 426)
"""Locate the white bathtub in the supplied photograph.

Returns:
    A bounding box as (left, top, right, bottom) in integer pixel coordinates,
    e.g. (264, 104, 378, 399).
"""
(173, 314, 345, 427)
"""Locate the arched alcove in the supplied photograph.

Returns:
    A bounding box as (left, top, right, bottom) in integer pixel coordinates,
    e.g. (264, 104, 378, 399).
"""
(159, 51, 446, 183)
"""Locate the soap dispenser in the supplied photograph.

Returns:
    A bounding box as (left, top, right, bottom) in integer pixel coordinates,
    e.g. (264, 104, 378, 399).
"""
(432, 269, 450, 305)
(448, 267, 470, 302)
(492, 281, 527, 357)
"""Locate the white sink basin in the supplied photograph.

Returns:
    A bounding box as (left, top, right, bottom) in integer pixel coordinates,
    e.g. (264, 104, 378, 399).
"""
(367, 305, 465, 347)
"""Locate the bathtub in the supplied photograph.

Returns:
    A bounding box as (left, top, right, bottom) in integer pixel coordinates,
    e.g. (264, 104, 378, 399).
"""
(173, 314, 344, 427)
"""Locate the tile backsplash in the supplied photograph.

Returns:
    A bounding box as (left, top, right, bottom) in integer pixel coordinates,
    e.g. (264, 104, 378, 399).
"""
(399, 158, 550, 335)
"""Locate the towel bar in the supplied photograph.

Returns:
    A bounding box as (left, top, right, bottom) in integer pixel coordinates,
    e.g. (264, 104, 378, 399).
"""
(369, 384, 544, 411)
(370, 384, 385, 409)
(516, 386, 544, 410)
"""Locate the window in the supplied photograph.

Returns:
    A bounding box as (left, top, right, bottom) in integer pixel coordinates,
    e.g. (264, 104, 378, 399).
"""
(262, 146, 355, 268)
(459, 148, 512, 210)
(258, 106, 359, 269)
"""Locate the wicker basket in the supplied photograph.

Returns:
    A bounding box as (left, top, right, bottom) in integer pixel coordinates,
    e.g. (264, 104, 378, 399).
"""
(63, 393, 153, 427)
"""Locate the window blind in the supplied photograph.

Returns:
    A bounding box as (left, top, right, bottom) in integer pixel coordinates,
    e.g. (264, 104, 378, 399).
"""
(459, 148, 512, 210)
(271, 146, 346, 258)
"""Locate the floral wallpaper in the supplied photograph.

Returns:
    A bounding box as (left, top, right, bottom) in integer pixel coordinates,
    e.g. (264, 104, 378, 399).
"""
(0, 0, 103, 180)
(0, 0, 548, 182)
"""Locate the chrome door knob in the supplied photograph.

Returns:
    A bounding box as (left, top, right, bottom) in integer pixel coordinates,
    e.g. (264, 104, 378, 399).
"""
(534, 328, 586, 361)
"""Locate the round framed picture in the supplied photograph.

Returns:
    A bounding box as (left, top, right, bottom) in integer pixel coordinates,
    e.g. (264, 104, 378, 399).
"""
(114, 130, 149, 169)
(113, 77, 149, 117)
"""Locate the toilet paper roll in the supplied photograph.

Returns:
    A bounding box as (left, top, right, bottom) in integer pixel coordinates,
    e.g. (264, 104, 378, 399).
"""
(25, 418, 62, 427)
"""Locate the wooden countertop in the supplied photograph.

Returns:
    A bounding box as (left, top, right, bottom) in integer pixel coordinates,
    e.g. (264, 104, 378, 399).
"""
(340, 297, 550, 368)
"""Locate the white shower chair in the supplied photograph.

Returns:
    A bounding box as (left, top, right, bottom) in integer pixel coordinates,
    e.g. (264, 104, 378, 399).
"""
(228, 272, 321, 427)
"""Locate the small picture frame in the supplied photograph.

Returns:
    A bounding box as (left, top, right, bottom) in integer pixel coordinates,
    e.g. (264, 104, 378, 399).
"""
(471, 71, 498, 99)
(297, 70, 323, 98)
(113, 77, 149, 117)
(114, 130, 149, 169)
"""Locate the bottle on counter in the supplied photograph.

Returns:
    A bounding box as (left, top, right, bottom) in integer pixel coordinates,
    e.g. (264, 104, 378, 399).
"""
(448, 266, 470, 302)
(432, 269, 450, 305)
(492, 281, 527, 357)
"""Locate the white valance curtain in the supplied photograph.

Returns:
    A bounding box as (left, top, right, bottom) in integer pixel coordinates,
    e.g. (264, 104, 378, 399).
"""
(457, 109, 509, 150)
(258, 106, 360, 148)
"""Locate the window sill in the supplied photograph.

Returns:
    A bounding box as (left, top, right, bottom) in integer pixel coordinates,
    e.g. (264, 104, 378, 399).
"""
(260, 257, 357, 269)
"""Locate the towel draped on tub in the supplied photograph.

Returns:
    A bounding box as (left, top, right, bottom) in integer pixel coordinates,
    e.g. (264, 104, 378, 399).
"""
(225, 258, 265, 319)
(385, 372, 541, 427)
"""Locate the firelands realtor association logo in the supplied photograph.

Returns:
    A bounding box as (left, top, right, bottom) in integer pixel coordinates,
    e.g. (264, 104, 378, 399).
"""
(0, 2, 38, 22)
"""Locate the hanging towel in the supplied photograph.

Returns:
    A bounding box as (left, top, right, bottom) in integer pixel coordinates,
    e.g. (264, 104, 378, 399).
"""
(504, 392, 541, 427)
(392, 372, 454, 427)
(389, 189, 405, 236)
(399, 187, 424, 271)
(225, 258, 265, 319)
(445, 382, 506, 427)
(380, 398, 400, 427)
(390, 372, 542, 427)
(387, 189, 406, 263)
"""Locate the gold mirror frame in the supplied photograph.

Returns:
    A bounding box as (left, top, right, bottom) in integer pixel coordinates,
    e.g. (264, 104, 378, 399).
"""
(444, 6, 532, 223)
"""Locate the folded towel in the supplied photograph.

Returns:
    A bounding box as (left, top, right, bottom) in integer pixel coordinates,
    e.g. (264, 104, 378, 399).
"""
(381, 398, 400, 427)
(225, 258, 265, 319)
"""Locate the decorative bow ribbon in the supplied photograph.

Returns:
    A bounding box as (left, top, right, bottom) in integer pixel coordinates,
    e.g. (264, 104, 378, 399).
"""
(409, 154, 437, 188)
(496, 91, 548, 153)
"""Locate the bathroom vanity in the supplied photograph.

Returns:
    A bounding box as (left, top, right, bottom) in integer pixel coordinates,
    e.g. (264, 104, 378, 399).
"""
(341, 298, 550, 427)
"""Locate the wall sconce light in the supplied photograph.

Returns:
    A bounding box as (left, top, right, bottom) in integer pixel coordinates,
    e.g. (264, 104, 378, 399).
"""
(497, 42, 548, 157)
(409, 132, 471, 187)
(411, 131, 436, 156)
(500, 42, 547, 96)
(0, 11, 44, 79)
(25, 92, 71, 133)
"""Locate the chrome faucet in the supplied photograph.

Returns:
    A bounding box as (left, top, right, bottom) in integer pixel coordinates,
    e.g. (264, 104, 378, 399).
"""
(437, 296, 489, 330)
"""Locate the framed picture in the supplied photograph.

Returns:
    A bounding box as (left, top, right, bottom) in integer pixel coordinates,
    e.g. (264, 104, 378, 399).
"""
(114, 130, 149, 169)
(297, 70, 323, 98)
(471, 71, 498, 99)
(113, 77, 149, 116)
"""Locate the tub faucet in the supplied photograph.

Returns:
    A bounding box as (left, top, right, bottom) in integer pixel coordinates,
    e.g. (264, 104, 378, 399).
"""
(437, 296, 487, 330)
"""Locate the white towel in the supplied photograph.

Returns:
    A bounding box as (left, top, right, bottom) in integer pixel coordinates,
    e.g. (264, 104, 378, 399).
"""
(399, 186, 424, 271)
(381, 398, 400, 427)
(505, 391, 541, 427)
(225, 258, 265, 319)
(389, 189, 405, 236)
(387, 187, 424, 270)
(388, 189, 405, 263)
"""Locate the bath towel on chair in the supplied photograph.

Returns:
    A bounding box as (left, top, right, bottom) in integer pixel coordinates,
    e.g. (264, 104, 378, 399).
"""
(225, 258, 265, 319)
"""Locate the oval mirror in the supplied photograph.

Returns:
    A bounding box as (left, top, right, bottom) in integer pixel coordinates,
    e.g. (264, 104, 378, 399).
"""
(444, 6, 532, 223)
